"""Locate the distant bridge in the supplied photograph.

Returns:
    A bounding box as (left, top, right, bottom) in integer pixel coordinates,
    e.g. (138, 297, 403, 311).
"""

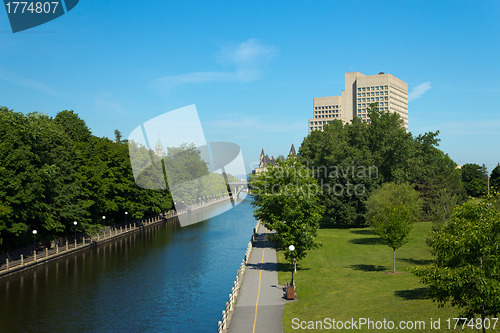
(227, 182, 248, 198)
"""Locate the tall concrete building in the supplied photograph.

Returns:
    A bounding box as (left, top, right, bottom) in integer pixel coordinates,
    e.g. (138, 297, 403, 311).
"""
(308, 71, 408, 133)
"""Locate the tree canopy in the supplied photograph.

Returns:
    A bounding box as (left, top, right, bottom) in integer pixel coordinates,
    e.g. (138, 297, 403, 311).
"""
(412, 201, 500, 325)
(299, 104, 466, 227)
(0, 107, 173, 251)
(461, 163, 488, 197)
(249, 157, 324, 264)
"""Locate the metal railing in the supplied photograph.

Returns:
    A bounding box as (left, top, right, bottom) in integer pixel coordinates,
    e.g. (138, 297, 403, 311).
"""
(217, 220, 259, 333)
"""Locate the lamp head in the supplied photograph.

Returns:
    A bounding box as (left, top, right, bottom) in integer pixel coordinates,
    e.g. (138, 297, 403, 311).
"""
(288, 245, 295, 252)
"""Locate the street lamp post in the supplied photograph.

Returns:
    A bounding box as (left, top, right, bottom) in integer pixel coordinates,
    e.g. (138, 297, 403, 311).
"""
(125, 212, 128, 224)
(289, 245, 295, 286)
(73, 221, 77, 242)
(32, 230, 37, 253)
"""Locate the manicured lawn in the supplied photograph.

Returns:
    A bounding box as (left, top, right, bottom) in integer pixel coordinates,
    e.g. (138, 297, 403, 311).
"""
(277, 222, 488, 332)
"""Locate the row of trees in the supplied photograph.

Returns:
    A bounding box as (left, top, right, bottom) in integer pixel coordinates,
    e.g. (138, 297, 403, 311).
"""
(0, 107, 242, 253)
(0, 107, 173, 252)
(299, 104, 466, 228)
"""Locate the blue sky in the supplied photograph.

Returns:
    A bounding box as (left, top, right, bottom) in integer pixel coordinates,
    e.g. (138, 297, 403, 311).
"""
(1, 0, 500, 176)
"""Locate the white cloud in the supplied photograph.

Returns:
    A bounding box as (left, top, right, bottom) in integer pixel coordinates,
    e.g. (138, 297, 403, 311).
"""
(408, 82, 431, 101)
(93, 94, 126, 115)
(204, 115, 303, 134)
(0, 68, 57, 96)
(151, 39, 278, 93)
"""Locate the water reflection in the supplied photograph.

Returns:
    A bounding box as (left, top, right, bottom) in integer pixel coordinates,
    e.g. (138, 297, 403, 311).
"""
(0, 197, 255, 333)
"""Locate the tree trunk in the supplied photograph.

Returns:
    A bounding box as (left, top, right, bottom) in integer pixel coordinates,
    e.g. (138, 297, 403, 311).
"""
(393, 248, 396, 273)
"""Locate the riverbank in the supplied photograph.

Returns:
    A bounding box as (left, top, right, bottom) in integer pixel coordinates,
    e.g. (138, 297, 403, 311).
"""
(0, 195, 233, 279)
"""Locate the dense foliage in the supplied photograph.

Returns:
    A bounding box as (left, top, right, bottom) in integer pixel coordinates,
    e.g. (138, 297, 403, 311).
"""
(365, 182, 421, 272)
(299, 104, 466, 227)
(460, 163, 488, 197)
(489, 163, 500, 192)
(412, 201, 500, 324)
(249, 157, 324, 264)
(0, 107, 173, 251)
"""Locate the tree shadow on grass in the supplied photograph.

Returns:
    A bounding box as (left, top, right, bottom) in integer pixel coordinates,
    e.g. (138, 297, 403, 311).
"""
(349, 264, 388, 272)
(394, 287, 430, 300)
(397, 258, 433, 265)
(349, 229, 377, 235)
(349, 237, 382, 245)
(277, 262, 310, 273)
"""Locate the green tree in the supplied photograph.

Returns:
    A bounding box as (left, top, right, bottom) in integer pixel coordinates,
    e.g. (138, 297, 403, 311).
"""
(410, 132, 466, 222)
(461, 163, 487, 197)
(490, 163, 500, 192)
(114, 129, 123, 144)
(0, 108, 86, 250)
(54, 110, 92, 143)
(365, 182, 421, 272)
(249, 157, 324, 270)
(412, 202, 500, 331)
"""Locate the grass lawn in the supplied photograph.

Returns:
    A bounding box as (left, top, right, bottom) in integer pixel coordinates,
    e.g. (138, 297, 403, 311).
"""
(277, 222, 491, 332)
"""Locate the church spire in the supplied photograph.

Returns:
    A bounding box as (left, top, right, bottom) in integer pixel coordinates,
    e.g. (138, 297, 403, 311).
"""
(155, 133, 163, 157)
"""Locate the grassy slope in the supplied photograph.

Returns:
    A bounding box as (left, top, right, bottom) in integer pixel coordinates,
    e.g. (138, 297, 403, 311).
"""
(277, 222, 489, 332)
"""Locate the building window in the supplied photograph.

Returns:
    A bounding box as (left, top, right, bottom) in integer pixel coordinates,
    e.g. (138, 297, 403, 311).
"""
(375, 86, 379, 90)
(315, 107, 317, 110)
(371, 92, 374, 96)
(362, 87, 366, 91)
(385, 96, 388, 100)
(385, 102, 388, 106)
(375, 92, 379, 96)
(384, 85, 388, 89)
(357, 88, 361, 91)
(385, 91, 388, 95)
(376, 97, 379, 101)
(358, 104, 361, 107)
(362, 103, 366, 107)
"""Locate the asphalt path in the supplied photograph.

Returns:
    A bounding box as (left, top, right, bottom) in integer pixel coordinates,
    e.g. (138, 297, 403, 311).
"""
(227, 226, 293, 333)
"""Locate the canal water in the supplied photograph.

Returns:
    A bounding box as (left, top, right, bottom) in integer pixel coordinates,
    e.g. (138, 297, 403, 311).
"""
(0, 196, 256, 333)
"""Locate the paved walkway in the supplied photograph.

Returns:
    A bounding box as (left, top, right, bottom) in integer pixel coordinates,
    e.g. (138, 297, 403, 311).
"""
(227, 225, 292, 333)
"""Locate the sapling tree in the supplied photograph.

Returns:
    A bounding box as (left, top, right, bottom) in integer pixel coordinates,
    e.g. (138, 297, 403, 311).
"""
(365, 182, 421, 272)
